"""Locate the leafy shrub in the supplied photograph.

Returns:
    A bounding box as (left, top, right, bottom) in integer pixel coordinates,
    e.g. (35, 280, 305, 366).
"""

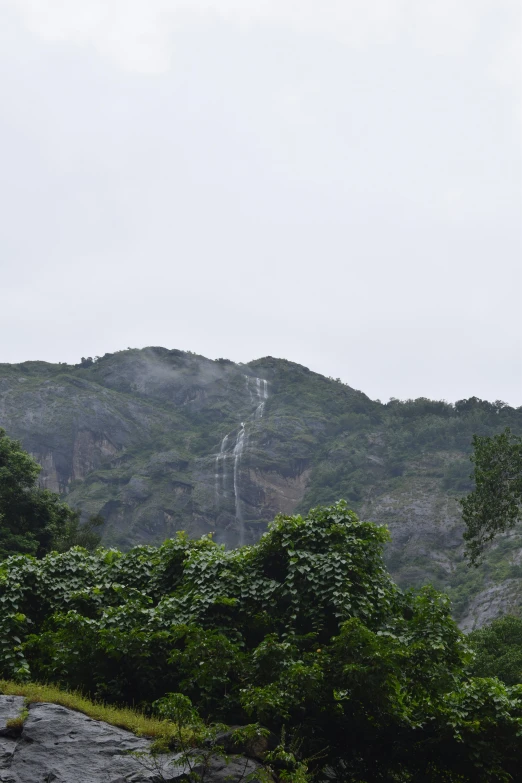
(469, 615, 522, 685)
(0, 502, 521, 781)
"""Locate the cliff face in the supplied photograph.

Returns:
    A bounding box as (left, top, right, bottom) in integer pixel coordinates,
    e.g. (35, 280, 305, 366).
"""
(1, 347, 521, 627)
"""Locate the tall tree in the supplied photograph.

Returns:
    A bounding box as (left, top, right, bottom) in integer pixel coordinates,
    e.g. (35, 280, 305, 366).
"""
(461, 428, 522, 564)
(0, 428, 101, 560)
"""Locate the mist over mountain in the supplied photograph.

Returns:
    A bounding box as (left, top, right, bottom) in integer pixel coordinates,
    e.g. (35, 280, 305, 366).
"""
(1, 346, 521, 628)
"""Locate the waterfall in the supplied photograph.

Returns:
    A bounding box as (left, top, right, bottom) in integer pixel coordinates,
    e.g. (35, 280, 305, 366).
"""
(245, 374, 255, 404)
(214, 433, 229, 506)
(214, 375, 269, 545)
(254, 377, 269, 419)
(233, 422, 246, 545)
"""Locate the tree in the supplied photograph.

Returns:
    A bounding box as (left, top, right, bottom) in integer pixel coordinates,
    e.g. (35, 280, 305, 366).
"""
(2, 502, 522, 781)
(469, 615, 522, 685)
(51, 511, 104, 553)
(0, 429, 102, 560)
(461, 428, 522, 564)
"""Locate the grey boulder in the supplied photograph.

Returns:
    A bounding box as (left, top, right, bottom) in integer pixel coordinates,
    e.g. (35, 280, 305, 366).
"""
(0, 697, 266, 783)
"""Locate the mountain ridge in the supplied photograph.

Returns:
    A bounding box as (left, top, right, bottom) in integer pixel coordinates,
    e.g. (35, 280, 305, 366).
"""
(1, 346, 521, 628)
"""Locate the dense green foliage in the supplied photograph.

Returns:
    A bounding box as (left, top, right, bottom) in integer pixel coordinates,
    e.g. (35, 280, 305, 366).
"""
(1, 501, 522, 781)
(469, 615, 522, 686)
(0, 429, 102, 560)
(461, 429, 522, 564)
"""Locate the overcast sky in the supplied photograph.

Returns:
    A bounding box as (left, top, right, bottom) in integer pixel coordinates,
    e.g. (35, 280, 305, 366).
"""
(1, 1, 521, 404)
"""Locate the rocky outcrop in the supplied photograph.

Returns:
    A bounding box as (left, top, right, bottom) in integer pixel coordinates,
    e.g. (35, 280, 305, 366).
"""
(459, 579, 522, 631)
(0, 697, 266, 782)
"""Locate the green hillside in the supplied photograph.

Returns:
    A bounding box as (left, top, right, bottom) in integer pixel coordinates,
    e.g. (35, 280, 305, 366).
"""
(1, 347, 521, 626)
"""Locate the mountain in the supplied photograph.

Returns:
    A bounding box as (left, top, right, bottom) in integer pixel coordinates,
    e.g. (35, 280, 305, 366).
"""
(1, 346, 521, 628)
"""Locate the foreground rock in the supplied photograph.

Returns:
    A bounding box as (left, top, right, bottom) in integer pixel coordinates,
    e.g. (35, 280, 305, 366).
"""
(0, 697, 266, 782)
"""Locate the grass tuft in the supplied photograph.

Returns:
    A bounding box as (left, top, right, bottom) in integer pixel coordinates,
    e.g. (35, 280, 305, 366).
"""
(3, 706, 29, 737)
(0, 680, 180, 742)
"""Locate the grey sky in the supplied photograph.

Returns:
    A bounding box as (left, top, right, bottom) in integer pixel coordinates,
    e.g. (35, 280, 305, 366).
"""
(1, 1, 521, 404)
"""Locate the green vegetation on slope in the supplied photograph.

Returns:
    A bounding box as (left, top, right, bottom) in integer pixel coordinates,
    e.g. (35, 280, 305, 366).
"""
(1, 502, 522, 781)
(1, 348, 522, 624)
(462, 428, 522, 564)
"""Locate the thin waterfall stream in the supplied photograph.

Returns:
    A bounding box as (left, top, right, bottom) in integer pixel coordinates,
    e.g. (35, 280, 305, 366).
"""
(214, 433, 229, 503)
(214, 375, 269, 545)
(233, 422, 246, 544)
(255, 378, 268, 419)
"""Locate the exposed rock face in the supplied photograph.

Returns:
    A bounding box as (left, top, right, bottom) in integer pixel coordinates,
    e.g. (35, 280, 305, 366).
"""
(1, 347, 522, 626)
(0, 695, 25, 770)
(359, 467, 464, 587)
(0, 697, 265, 782)
(459, 579, 522, 631)
(248, 467, 312, 516)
